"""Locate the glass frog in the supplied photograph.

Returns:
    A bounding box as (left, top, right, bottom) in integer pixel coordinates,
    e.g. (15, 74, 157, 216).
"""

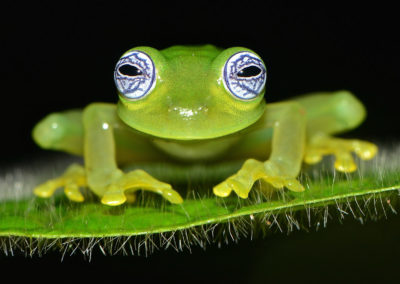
(32, 45, 377, 206)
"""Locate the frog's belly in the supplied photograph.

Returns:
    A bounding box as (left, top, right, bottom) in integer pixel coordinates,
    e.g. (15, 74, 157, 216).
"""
(152, 136, 240, 161)
(115, 127, 272, 164)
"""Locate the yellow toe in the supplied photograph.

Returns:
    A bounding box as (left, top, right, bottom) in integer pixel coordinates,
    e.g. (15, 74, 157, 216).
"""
(213, 182, 232, 197)
(64, 184, 84, 202)
(34, 186, 52, 198)
(334, 157, 357, 172)
(227, 179, 250, 199)
(304, 149, 323, 164)
(162, 190, 184, 204)
(33, 180, 60, 198)
(354, 142, 378, 160)
(285, 179, 305, 192)
(264, 177, 285, 189)
(101, 189, 127, 206)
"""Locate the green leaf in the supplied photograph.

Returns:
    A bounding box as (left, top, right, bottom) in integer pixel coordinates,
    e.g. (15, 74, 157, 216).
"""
(0, 145, 399, 256)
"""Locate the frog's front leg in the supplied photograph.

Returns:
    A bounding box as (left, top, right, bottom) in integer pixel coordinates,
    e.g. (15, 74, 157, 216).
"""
(34, 103, 183, 206)
(292, 91, 377, 172)
(82, 103, 183, 205)
(214, 102, 306, 198)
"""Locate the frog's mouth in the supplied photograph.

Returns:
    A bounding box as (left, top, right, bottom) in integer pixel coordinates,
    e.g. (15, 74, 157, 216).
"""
(117, 101, 266, 141)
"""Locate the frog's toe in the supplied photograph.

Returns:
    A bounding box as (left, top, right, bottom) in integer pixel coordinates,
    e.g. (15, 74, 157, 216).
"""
(335, 140, 377, 172)
(34, 180, 61, 198)
(214, 173, 255, 199)
(352, 140, 378, 160)
(220, 171, 257, 199)
(213, 181, 233, 197)
(284, 178, 305, 192)
(159, 185, 184, 204)
(100, 169, 184, 206)
(226, 177, 253, 199)
(304, 148, 324, 165)
(213, 159, 305, 199)
(305, 135, 378, 173)
(260, 175, 304, 192)
(33, 163, 86, 202)
(64, 183, 84, 202)
(101, 185, 127, 206)
(332, 140, 377, 172)
(263, 176, 285, 189)
(334, 151, 357, 172)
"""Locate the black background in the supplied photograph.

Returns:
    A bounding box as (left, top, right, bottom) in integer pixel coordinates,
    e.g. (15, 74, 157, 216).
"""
(1, 1, 399, 283)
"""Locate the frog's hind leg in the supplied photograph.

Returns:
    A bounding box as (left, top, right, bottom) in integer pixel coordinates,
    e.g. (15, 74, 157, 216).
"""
(32, 109, 84, 156)
(293, 90, 378, 172)
(34, 163, 86, 202)
(304, 134, 377, 172)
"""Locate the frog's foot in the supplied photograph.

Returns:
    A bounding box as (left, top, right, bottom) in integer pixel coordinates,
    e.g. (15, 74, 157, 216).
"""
(100, 169, 183, 206)
(33, 163, 86, 202)
(304, 134, 378, 172)
(213, 159, 304, 199)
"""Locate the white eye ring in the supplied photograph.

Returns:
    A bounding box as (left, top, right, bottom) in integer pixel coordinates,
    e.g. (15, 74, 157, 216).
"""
(114, 50, 156, 100)
(223, 51, 266, 100)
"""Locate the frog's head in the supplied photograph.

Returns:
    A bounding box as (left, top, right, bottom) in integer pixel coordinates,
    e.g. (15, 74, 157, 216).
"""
(115, 45, 267, 140)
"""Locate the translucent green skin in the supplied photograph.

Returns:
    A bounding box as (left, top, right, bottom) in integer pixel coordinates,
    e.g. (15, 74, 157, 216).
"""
(32, 45, 372, 205)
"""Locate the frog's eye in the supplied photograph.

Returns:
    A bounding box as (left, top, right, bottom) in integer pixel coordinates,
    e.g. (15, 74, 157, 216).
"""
(223, 51, 266, 100)
(114, 50, 156, 99)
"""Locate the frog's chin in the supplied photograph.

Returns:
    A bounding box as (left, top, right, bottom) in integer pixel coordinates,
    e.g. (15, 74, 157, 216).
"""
(118, 115, 261, 141)
(123, 121, 248, 141)
(117, 100, 266, 141)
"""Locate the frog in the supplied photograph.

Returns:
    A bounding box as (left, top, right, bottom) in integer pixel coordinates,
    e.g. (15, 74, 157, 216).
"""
(32, 45, 377, 206)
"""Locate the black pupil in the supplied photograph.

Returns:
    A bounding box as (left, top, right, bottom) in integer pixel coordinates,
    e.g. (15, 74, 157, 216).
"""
(237, 66, 262, 77)
(118, 64, 143, 76)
